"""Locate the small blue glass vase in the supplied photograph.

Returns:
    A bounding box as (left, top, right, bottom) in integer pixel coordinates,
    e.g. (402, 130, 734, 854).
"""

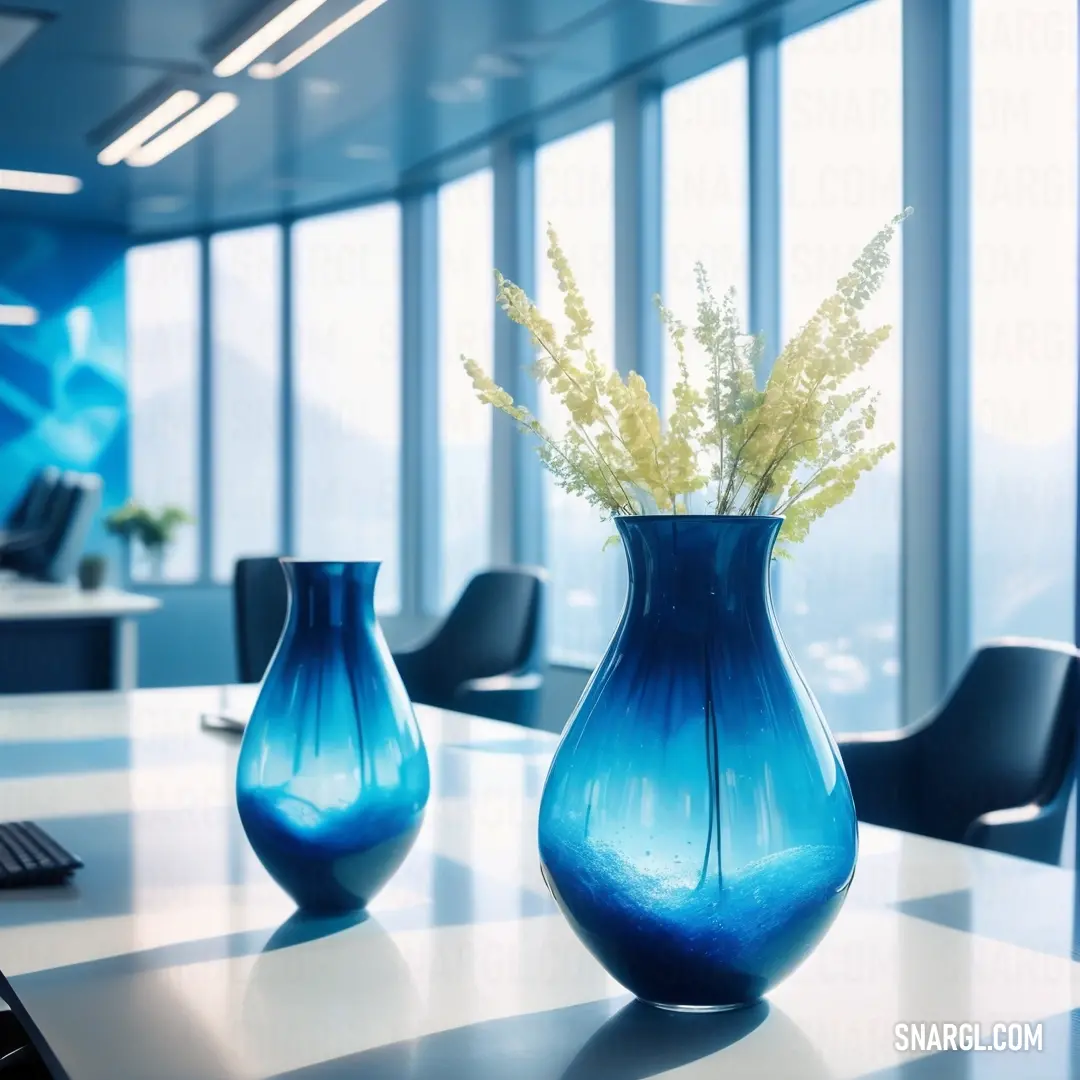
(236, 560, 430, 914)
(538, 515, 858, 1012)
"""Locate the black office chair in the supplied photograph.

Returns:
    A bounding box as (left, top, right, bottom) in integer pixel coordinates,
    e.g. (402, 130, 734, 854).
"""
(392, 569, 546, 727)
(233, 560, 547, 727)
(5, 471, 101, 582)
(42, 473, 101, 583)
(2, 466, 59, 533)
(234, 557, 290, 684)
(0, 466, 60, 568)
(837, 639, 1080, 865)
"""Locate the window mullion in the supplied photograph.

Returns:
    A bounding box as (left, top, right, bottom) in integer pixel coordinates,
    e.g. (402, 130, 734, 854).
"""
(198, 234, 212, 584)
(492, 139, 543, 568)
(401, 192, 441, 615)
(901, 0, 971, 720)
(748, 26, 781, 378)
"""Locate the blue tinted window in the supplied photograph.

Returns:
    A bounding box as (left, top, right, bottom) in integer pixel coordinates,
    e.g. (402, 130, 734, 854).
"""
(126, 238, 201, 582)
(293, 203, 402, 613)
(970, 0, 1077, 644)
(439, 170, 494, 610)
(779, 0, 903, 733)
(211, 226, 282, 582)
(536, 121, 624, 665)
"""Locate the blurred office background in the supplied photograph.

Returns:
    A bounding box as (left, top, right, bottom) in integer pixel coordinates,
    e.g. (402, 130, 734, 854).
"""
(0, 0, 1075, 734)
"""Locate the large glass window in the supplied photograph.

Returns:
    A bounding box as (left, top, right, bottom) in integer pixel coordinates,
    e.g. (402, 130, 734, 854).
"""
(438, 169, 494, 609)
(779, 0, 903, 733)
(662, 59, 749, 402)
(126, 238, 201, 582)
(210, 226, 282, 582)
(535, 121, 623, 665)
(970, 0, 1077, 644)
(293, 202, 402, 613)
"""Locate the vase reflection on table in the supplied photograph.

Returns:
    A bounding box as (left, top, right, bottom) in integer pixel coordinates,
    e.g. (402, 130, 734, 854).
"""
(538, 515, 858, 1012)
(236, 560, 430, 914)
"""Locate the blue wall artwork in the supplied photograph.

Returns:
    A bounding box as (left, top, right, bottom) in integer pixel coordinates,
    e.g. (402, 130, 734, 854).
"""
(0, 220, 128, 543)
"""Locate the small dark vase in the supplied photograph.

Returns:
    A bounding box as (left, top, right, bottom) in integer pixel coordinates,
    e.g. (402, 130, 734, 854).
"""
(538, 515, 858, 1012)
(77, 554, 107, 591)
(236, 560, 430, 913)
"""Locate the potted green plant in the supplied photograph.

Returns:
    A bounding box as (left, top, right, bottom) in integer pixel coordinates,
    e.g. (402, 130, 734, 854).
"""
(76, 553, 108, 591)
(462, 211, 908, 1012)
(105, 501, 194, 579)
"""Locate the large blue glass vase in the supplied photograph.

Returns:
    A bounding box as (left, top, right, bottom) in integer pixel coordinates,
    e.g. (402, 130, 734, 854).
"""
(236, 560, 430, 914)
(538, 516, 858, 1011)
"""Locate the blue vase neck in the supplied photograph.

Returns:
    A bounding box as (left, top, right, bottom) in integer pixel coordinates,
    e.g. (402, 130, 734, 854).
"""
(282, 561, 380, 630)
(616, 515, 781, 624)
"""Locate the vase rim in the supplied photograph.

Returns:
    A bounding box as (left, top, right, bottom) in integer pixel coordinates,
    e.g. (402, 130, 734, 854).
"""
(613, 514, 784, 523)
(279, 558, 383, 566)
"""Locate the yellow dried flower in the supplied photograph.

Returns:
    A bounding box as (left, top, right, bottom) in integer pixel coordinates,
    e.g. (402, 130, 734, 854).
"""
(460, 211, 909, 546)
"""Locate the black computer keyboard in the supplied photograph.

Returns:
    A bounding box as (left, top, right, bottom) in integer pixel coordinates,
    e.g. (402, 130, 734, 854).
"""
(0, 822, 82, 888)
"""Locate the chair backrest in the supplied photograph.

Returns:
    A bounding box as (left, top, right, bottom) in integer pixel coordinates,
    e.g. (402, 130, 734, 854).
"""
(42, 472, 101, 583)
(412, 568, 546, 697)
(917, 639, 1080, 841)
(9, 471, 100, 581)
(234, 557, 290, 684)
(4, 466, 59, 532)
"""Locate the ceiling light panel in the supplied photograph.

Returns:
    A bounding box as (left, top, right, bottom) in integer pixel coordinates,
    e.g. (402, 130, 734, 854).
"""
(126, 93, 239, 167)
(248, 0, 389, 79)
(0, 169, 81, 195)
(97, 91, 201, 166)
(0, 305, 39, 326)
(213, 0, 333, 77)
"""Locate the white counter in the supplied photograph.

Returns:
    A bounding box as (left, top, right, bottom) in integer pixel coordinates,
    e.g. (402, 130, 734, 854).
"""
(0, 580, 161, 690)
(0, 581, 160, 621)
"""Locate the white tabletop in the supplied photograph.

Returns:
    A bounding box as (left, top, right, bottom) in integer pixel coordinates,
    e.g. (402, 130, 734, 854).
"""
(0, 581, 160, 621)
(0, 686, 1075, 1080)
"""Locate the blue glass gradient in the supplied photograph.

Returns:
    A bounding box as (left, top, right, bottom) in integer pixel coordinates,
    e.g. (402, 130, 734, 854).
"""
(237, 561, 430, 914)
(538, 516, 858, 1011)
